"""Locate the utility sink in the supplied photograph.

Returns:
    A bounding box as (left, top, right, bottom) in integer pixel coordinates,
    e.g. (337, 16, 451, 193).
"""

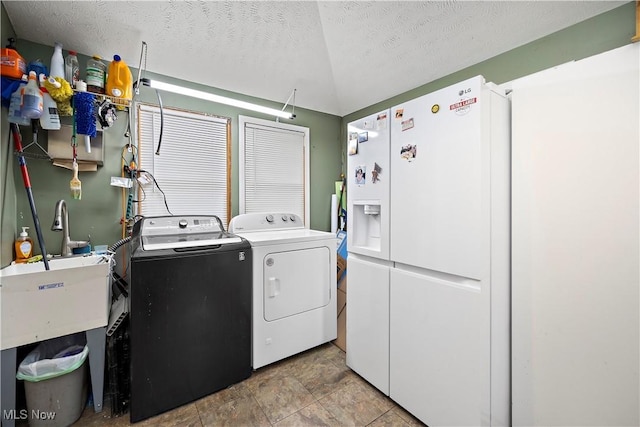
(0, 254, 112, 350)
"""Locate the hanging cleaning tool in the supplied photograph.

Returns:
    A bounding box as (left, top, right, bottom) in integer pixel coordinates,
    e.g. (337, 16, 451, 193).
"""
(69, 109, 81, 199)
(74, 86, 96, 153)
(70, 159, 81, 200)
(9, 123, 50, 270)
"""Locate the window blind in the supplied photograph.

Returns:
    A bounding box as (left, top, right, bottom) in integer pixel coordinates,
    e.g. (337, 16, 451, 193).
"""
(137, 104, 230, 225)
(239, 116, 310, 226)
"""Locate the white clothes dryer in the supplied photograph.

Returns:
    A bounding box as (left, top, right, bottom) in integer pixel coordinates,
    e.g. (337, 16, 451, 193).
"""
(229, 213, 337, 369)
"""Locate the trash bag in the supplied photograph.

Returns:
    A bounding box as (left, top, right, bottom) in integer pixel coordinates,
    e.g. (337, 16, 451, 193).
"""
(16, 332, 89, 383)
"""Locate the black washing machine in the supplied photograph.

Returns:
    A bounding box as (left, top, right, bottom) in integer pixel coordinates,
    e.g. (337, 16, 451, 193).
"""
(129, 215, 252, 423)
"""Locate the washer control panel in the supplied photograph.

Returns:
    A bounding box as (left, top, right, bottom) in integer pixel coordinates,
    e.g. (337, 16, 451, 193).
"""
(136, 215, 242, 251)
(229, 213, 304, 232)
(140, 215, 224, 236)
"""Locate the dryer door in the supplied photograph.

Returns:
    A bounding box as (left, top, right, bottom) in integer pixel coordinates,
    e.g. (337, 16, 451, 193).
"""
(263, 246, 331, 321)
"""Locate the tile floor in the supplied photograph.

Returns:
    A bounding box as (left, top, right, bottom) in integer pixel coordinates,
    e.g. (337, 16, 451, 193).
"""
(73, 343, 425, 427)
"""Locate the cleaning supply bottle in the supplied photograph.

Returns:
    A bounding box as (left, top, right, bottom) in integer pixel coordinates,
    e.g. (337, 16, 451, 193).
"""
(39, 73, 60, 130)
(14, 227, 33, 263)
(20, 70, 43, 119)
(106, 54, 133, 109)
(49, 42, 65, 79)
(1, 38, 26, 79)
(7, 74, 30, 125)
(86, 55, 106, 94)
(64, 50, 80, 88)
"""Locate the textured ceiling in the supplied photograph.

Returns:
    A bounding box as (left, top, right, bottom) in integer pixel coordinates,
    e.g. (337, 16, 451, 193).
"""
(2, 1, 626, 117)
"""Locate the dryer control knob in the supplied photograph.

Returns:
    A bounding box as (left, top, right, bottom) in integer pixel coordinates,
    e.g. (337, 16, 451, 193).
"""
(281, 215, 288, 222)
(178, 219, 188, 228)
(266, 215, 274, 223)
(289, 215, 296, 222)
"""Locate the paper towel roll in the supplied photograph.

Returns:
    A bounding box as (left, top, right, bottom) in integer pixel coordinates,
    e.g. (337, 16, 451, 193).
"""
(331, 194, 338, 233)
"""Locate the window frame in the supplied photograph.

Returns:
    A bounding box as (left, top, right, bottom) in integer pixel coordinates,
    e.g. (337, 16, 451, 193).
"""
(238, 115, 310, 227)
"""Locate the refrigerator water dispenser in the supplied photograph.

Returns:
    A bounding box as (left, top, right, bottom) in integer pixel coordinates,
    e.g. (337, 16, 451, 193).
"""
(352, 202, 382, 252)
(363, 204, 380, 215)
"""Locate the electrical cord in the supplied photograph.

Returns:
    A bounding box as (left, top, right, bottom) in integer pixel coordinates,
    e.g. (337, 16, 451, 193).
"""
(134, 77, 164, 155)
(154, 90, 164, 155)
(132, 181, 147, 204)
(124, 165, 173, 215)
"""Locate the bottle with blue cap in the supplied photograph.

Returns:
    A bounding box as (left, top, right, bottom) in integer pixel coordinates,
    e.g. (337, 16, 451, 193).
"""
(7, 74, 30, 125)
(106, 54, 132, 109)
(20, 70, 43, 119)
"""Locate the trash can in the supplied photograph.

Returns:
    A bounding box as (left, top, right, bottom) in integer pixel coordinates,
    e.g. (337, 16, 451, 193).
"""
(16, 333, 89, 427)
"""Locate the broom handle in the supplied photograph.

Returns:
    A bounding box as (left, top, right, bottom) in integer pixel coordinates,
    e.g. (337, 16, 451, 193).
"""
(10, 123, 50, 270)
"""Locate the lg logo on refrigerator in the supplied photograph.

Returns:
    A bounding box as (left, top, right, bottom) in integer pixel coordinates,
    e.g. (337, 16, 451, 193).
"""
(459, 88, 471, 96)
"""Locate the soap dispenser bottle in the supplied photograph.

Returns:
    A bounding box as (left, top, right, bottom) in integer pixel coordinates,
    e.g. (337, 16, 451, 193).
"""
(15, 227, 33, 263)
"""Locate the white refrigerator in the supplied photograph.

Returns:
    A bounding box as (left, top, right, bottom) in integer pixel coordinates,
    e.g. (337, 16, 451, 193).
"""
(347, 75, 511, 426)
(511, 44, 639, 427)
(345, 110, 392, 394)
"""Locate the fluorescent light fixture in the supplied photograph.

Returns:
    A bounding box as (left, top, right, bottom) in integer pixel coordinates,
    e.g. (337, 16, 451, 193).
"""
(143, 78, 294, 119)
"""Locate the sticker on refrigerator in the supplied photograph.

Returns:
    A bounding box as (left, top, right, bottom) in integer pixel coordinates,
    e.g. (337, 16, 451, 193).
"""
(449, 97, 477, 115)
(355, 166, 366, 185)
(357, 132, 368, 143)
(401, 118, 414, 132)
(371, 162, 382, 183)
(376, 112, 387, 130)
(395, 108, 404, 119)
(362, 120, 374, 130)
(400, 144, 417, 161)
(348, 133, 358, 155)
(431, 104, 440, 114)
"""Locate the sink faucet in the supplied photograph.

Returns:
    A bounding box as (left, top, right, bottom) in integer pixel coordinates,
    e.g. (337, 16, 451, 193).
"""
(51, 199, 90, 257)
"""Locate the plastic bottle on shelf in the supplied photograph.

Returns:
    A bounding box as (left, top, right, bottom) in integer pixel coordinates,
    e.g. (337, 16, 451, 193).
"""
(86, 55, 106, 94)
(1, 38, 26, 79)
(106, 54, 132, 109)
(64, 50, 80, 88)
(7, 74, 30, 125)
(38, 73, 60, 130)
(14, 227, 33, 263)
(50, 41, 65, 79)
(20, 71, 43, 119)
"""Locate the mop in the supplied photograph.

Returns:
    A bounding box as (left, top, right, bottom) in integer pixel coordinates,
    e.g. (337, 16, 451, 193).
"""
(9, 123, 50, 270)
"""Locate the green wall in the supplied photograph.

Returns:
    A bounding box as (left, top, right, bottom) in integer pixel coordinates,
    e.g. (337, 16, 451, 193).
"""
(342, 1, 637, 143)
(1, 17, 342, 264)
(1, 2, 636, 266)
(1, 2, 18, 266)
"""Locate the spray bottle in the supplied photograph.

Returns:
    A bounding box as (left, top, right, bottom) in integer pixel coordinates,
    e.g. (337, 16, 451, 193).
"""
(20, 70, 43, 119)
(7, 74, 30, 125)
(39, 73, 60, 130)
(14, 227, 33, 263)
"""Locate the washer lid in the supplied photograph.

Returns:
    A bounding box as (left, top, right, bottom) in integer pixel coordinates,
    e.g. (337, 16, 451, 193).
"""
(136, 215, 242, 250)
(141, 232, 242, 251)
